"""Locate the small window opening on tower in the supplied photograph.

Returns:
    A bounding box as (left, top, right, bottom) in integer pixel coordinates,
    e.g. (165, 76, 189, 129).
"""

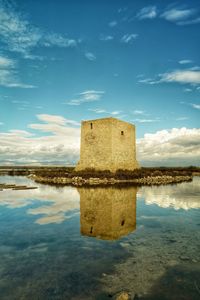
(90, 123, 93, 129)
(90, 226, 93, 233)
(121, 220, 125, 226)
(121, 131, 124, 135)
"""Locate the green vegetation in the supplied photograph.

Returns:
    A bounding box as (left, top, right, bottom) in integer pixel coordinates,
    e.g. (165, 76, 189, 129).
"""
(0, 166, 199, 179)
(71, 167, 199, 179)
(33, 167, 74, 178)
(69, 168, 113, 179)
(114, 167, 195, 180)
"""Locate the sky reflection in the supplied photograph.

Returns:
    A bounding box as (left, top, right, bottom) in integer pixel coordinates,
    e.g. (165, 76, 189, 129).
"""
(0, 176, 199, 229)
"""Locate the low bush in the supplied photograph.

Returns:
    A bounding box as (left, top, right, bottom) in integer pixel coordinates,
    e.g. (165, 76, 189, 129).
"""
(69, 168, 113, 179)
(32, 166, 194, 179)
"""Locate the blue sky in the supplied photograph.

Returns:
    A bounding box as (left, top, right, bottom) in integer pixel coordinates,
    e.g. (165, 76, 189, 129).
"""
(0, 0, 200, 166)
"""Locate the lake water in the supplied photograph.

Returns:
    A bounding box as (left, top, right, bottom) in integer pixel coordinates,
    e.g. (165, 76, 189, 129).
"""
(0, 176, 199, 300)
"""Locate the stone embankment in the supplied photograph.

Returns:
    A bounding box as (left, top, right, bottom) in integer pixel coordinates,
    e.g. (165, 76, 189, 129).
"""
(132, 175, 192, 185)
(30, 174, 192, 186)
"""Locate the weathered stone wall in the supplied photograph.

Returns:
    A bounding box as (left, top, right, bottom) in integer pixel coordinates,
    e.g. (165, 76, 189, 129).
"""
(111, 118, 139, 170)
(79, 186, 137, 240)
(75, 117, 139, 172)
(76, 118, 113, 171)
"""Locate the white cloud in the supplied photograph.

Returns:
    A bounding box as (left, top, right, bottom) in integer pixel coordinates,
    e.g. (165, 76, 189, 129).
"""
(0, 55, 15, 68)
(23, 54, 44, 61)
(0, 122, 4, 125)
(140, 70, 200, 86)
(67, 90, 105, 105)
(136, 6, 157, 20)
(88, 108, 121, 116)
(136, 5, 199, 26)
(36, 114, 80, 126)
(99, 35, 114, 41)
(0, 2, 41, 55)
(110, 111, 121, 115)
(28, 123, 78, 136)
(121, 34, 138, 44)
(8, 129, 34, 136)
(160, 70, 200, 85)
(160, 7, 200, 25)
(184, 88, 192, 92)
(137, 127, 200, 166)
(12, 100, 30, 104)
(0, 1, 78, 57)
(85, 52, 96, 61)
(88, 108, 107, 114)
(133, 119, 159, 123)
(132, 110, 146, 115)
(190, 66, 200, 71)
(138, 78, 158, 85)
(161, 8, 195, 22)
(43, 33, 77, 48)
(0, 114, 80, 165)
(0, 68, 36, 88)
(179, 59, 193, 64)
(29, 114, 80, 135)
(190, 103, 200, 110)
(177, 17, 200, 26)
(79, 90, 103, 100)
(109, 21, 117, 27)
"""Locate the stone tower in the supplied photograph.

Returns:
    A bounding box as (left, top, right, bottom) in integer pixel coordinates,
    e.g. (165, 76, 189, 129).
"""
(79, 186, 137, 240)
(75, 117, 139, 172)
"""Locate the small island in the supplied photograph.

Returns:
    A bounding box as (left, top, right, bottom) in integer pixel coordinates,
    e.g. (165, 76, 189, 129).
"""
(1, 165, 199, 187)
(28, 116, 199, 187)
(0, 118, 199, 187)
(30, 166, 198, 186)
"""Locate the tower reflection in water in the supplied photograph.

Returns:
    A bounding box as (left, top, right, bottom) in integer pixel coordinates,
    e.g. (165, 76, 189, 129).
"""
(78, 186, 137, 240)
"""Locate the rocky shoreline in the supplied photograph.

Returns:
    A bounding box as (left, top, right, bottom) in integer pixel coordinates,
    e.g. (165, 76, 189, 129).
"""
(30, 174, 192, 186)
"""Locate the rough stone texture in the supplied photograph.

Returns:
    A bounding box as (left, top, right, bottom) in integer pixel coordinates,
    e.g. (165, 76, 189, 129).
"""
(75, 117, 139, 172)
(78, 186, 137, 240)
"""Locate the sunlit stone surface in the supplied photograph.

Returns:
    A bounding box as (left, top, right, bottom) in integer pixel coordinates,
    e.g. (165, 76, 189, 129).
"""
(76, 117, 139, 172)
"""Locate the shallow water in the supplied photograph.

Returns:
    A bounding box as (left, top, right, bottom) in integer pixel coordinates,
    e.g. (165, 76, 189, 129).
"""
(0, 176, 199, 300)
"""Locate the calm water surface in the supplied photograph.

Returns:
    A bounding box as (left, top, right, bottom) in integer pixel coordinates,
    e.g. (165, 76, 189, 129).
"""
(0, 176, 199, 300)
